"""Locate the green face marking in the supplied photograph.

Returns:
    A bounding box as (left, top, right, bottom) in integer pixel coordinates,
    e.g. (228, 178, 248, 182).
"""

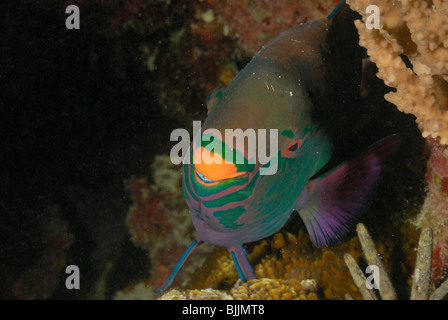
(200, 132, 255, 173)
(216, 90, 224, 99)
(281, 129, 295, 139)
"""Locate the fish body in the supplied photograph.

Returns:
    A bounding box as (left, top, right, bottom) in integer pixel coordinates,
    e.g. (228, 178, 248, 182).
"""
(187, 19, 334, 248)
(155, 1, 399, 293)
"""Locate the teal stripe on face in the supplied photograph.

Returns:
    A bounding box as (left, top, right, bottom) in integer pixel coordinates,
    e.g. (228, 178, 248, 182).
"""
(191, 168, 249, 197)
(201, 133, 256, 173)
(281, 129, 295, 138)
(213, 205, 246, 230)
(202, 171, 259, 209)
(183, 157, 199, 202)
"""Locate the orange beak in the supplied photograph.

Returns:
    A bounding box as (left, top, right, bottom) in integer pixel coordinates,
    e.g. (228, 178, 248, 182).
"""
(193, 146, 244, 181)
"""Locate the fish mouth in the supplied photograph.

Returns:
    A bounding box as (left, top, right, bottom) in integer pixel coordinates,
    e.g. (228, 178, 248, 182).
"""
(196, 170, 248, 184)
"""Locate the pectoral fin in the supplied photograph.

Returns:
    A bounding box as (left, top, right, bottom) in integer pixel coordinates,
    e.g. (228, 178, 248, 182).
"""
(297, 134, 400, 247)
(154, 238, 202, 294)
(229, 245, 256, 282)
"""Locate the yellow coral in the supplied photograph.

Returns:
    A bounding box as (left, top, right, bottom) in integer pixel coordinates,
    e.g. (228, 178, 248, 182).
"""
(189, 248, 239, 290)
(347, 0, 448, 144)
(254, 228, 364, 300)
(231, 278, 318, 300)
(159, 288, 233, 300)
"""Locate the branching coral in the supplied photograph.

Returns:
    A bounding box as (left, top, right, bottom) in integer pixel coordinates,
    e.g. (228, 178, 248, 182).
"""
(413, 138, 448, 285)
(345, 223, 448, 300)
(347, 0, 448, 144)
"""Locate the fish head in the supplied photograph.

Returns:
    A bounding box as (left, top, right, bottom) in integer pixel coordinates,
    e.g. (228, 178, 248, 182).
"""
(182, 58, 332, 246)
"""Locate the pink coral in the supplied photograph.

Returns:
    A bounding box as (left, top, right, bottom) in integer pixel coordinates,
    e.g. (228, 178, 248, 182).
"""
(415, 137, 448, 285)
(126, 156, 213, 290)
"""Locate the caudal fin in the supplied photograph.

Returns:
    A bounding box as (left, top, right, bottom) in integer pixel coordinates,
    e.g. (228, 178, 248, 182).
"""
(298, 134, 401, 247)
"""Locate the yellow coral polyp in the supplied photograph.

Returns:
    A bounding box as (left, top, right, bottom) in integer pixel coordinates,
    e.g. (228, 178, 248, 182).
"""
(231, 278, 318, 300)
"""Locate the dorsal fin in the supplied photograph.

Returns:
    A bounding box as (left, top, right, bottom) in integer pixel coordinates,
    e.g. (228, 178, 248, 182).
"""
(327, 0, 346, 20)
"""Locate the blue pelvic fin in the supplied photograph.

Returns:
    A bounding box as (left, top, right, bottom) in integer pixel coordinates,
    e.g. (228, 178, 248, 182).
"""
(327, 0, 346, 20)
(229, 246, 256, 282)
(154, 238, 202, 294)
(297, 134, 401, 248)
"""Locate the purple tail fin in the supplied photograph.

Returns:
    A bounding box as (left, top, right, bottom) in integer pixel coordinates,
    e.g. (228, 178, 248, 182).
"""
(229, 246, 256, 282)
(154, 238, 202, 294)
(298, 134, 401, 247)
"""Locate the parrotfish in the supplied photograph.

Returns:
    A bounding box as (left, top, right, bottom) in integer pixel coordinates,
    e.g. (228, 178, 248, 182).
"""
(155, 0, 399, 293)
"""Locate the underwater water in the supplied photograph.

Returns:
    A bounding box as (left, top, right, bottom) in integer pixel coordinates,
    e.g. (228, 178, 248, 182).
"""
(1, 0, 447, 301)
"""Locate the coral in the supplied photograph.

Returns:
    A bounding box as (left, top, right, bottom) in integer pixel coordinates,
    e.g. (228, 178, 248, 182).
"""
(126, 155, 213, 290)
(344, 223, 397, 299)
(345, 223, 448, 300)
(347, 0, 448, 287)
(157, 278, 318, 300)
(159, 288, 233, 300)
(188, 248, 239, 290)
(413, 137, 448, 285)
(188, 241, 271, 291)
(252, 228, 365, 300)
(231, 278, 318, 300)
(207, 0, 341, 56)
(115, 279, 233, 300)
(346, 0, 448, 145)
(188, 226, 365, 300)
(114, 279, 155, 300)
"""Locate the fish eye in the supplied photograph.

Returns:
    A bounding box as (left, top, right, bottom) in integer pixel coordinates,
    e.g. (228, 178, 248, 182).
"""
(288, 143, 298, 152)
(285, 139, 303, 155)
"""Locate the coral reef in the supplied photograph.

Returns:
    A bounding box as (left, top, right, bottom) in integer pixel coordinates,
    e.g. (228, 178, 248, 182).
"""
(119, 0, 344, 122)
(159, 288, 233, 300)
(188, 247, 240, 290)
(206, 0, 341, 56)
(347, 0, 448, 289)
(346, 0, 448, 145)
(155, 278, 318, 300)
(190, 225, 368, 300)
(344, 223, 397, 299)
(252, 228, 364, 300)
(345, 223, 448, 300)
(230, 278, 318, 300)
(114, 279, 155, 300)
(114, 279, 233, 300)
(413, 137, 448, 285)
(126, 155, 213, 290)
